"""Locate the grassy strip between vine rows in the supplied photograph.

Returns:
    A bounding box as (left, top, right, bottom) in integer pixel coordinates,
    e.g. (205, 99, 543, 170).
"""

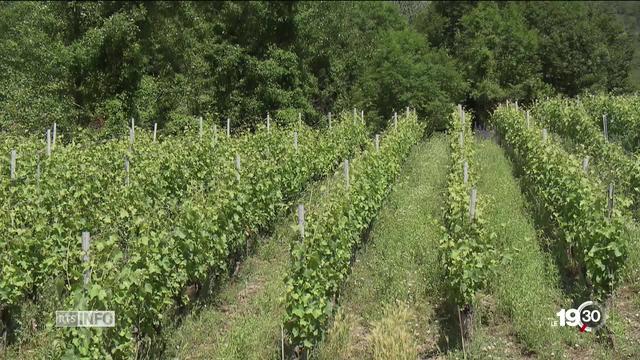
(2, 112, 368, 359)
(440, 107, 498, 346)
(532, 97, 640, 218)
(491, 104, 627, 301)
(317, 134, 450, 359)
(580, 93, 640, 154)
(475, 139, 573, 358)
(283, 111, 424, 352)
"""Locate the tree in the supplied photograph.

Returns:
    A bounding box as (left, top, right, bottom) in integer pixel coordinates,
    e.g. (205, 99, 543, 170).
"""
(521, 2, 633, 96)
(454, 3, 551, 117)
(354, 30, 466, 131)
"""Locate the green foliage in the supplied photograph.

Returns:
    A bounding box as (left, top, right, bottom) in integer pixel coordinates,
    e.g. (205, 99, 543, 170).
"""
(521, 2, 633, 96)
(580, 93, 640, 153)
(454, 3, 552, 116)
(490, 105, 628, 299)
(0, 112, 368, 358)
(413, 2, 633, 115)
(354, 30, 466, 131)
(1, 2, 467, 138)
(283, 111, 424, 350)
(440, 107, 498, 306)
(531, 96, 640, 218)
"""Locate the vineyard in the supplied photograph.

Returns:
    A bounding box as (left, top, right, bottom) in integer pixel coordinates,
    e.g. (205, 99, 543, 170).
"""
(1, 95, 638, 360)
(4, 0, 640, 358)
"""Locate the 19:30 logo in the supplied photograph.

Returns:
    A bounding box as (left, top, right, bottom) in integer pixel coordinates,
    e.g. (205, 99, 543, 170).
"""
(556, 301, 606, 332)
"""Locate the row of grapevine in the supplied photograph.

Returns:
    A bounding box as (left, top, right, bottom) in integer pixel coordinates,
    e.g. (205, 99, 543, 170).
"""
(531, 98, 640, 218)
(491, 104, 627, 299)
(1, 113, 368, 358)
(580, 94, 640, 153)
(440, 107, 497, 343)
(283, 111, 424, 352)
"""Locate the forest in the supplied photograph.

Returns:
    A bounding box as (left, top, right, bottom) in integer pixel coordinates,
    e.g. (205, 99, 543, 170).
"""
(0, 1, 634, 136)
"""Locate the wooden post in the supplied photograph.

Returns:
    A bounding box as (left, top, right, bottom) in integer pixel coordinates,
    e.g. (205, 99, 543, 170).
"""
(298, 112, 302, 128)
(82, 231, 91, 288)
(463, 161, 469, 184)
(602, 114, 608, 142)
(281, 324, 285, 360)
(406, 106, 410, 118)
(469, 187, 477, 221)
(457, 306, 467, 359)
(542, 128, 548, 142)
(514, 101, 519, 111)
(328, 112, 332, 129)
(129, 127, 135, 145)
(46, 129, 51, 157)
(235, 154, 241, 181)
(124, 157, 130, 186)
(130, 118, 135, 143)
(53, 122, 57, 147)
(394, 112, 398, 130)
(267, 113, 271, 132)
(293, 131, 298, 151)
(525, 110, 530, 129)
(375, 134, 380, 152)
(343, 159, 350, 190)
(153, 123, 157, 143)
(582, 156, 589, 173)
(458, 104, 464, 126)
(459, 131, 464, 148)
(10, 150, 16, 180)
(227, 118, 231, 137)
(297, 204, 305, 239)
(361, 110, 364, 124)
(199, 116, 203, 139)
(608, 183, 614, 219)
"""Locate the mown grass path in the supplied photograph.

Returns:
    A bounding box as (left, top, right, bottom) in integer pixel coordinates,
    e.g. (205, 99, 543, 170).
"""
(317, 134, 450, 359)
(473, 139, 574, 359)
